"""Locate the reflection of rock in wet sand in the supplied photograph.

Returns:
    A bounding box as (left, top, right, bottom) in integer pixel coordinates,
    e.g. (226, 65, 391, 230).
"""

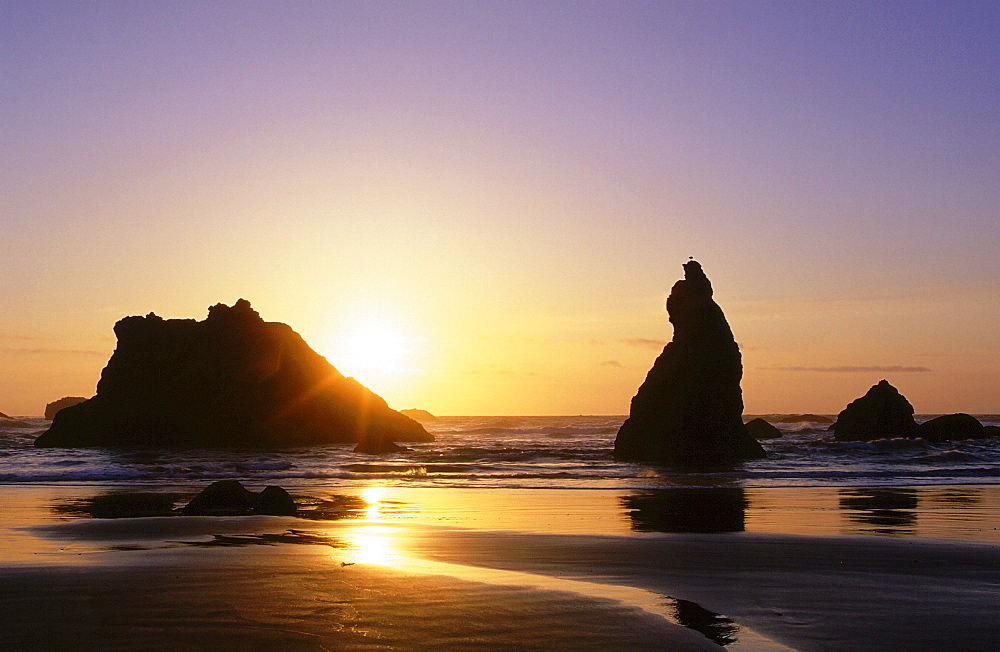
(839, 488, 918, 534)
(933, 487, 982, 506)
(620, 488, 746, 533)
(672, 598, 739, 647)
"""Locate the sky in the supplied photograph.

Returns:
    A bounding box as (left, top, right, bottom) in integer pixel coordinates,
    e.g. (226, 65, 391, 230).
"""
(2, 1, 998, 416)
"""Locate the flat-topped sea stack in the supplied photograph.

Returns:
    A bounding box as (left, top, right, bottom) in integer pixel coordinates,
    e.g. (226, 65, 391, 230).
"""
(34, 300, 431, 450)
(614, 261, 765, 466)
(44, 396, 88, 420)
(832, 380, 918, 441)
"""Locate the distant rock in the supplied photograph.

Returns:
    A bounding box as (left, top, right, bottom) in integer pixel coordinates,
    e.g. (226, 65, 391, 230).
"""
(833, 380, 918, 441)
(0, 410, 10, 419)
(182, 480, 297, 516)
(984, 425, 1000, 438)
(34, 300, 432, 449)
(744, 418, 782, 440)
(614, 261, 765, 466)
(916, 413, 988, 442)
(44, 396, 88, 420)
(400, 408, 437, 421)
(770, 413, 834, 424)
(0, 418, 35, 427)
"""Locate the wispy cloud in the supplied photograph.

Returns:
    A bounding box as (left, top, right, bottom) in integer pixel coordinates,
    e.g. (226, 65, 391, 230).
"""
(0, 347, 104, 356)
(619, 338, 663, 349)
(767, 365, 931, 373)
(599, 360, 624, 368)
(0, 334, 48, 341)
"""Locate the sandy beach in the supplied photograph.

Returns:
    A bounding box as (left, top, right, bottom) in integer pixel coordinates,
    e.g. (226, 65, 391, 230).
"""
(2, 483, 998, 650)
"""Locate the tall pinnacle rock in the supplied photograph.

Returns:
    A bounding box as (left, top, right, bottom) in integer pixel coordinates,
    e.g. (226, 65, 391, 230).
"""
(614, 261, 765, 466)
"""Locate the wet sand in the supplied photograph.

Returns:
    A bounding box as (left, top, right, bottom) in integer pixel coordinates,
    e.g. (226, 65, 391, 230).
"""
(2, 484, 999, 650)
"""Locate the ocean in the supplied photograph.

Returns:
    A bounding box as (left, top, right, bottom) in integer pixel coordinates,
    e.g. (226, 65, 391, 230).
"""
(3, 414, 999, 649)
(2, 414, 998, 489)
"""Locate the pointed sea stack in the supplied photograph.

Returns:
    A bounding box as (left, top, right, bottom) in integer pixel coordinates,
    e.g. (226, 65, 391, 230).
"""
(832, 380, 917, 441)
(614, 261, 765, 466)
(34, 300, 431, 450)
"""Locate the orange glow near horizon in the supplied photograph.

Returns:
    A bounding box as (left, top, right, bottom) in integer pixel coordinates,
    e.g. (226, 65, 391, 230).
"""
(2, 5, 999, 418)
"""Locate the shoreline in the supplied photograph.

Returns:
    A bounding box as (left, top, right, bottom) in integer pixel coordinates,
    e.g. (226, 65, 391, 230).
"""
(4, 482, 998, 544)
(2, 483, 998, 649)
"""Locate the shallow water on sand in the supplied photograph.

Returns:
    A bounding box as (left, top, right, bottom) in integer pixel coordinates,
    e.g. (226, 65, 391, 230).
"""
(4, 483, 996, 650)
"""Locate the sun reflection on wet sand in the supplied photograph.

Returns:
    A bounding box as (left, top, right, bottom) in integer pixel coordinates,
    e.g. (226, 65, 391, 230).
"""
(361, 485, 388, 522)
(344, 525, 401, 565)
(341, 484, 403, 565)
(336, 519, 788, 650)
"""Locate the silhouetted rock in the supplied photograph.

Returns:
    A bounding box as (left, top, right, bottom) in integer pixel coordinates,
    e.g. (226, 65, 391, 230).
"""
(182, 480, 257, 515)
(0, 418, 35, 427)
(745, 417, 782, 439)
(614, 261, 765, 466)
(916, 413, 987, 442)
(257, 486, 298, 516)
(770, 413, 834, 424)
(34, 300, 431, 449)
(182, 480, 297, 516)
(400, 408, 437, 421)
(833, 380, 918, 441)
(0, 410, 11, 419)
(984, 425, 1000, 438)
(44, 396, 88, 420)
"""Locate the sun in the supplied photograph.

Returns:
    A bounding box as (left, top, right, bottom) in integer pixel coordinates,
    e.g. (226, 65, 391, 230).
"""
(326, 318, 415, 382)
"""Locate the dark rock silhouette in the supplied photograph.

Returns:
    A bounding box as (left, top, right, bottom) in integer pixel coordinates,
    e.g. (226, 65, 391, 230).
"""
(44, 396, 88, 420)
(832, 380, 918, 441)
(745, 417, 782, 439)
(916, 413, 988, 442)
(0, 410, 10, 419)
(182, 480, 297, 516)
(34, 300, 431, 450)
(614, 261, 765, 465)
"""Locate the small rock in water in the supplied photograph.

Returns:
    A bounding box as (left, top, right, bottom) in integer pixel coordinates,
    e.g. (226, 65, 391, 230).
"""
(745, 418, 782, 440)
(833, 380, 918, 442)
(916, 413, 987, 442)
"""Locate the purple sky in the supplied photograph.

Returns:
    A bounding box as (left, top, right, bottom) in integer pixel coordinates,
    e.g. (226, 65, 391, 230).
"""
(2, 1, 998, 415)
